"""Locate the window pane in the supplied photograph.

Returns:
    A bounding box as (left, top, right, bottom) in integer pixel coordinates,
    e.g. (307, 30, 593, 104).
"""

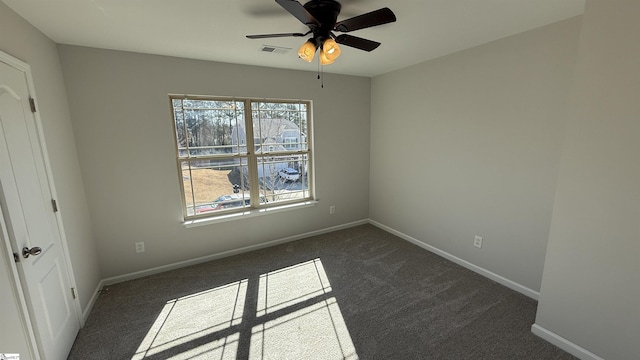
(281, 103, 308, 151)
(173, 96, 312, 220)
(182, 158, 249, 216)
(173, 99, 246, 157)
(256, 154, 310, 204)
(251, 103, 307, 154)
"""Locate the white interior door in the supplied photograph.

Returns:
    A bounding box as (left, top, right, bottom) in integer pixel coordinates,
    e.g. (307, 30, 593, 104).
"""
(0, 56, 80, 359)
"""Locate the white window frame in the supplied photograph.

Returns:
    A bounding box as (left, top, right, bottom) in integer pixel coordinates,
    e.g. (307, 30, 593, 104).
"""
(170, 95, 314, 222)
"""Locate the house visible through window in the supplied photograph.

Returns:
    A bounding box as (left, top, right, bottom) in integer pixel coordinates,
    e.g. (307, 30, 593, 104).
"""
(170, 96, 313, 220)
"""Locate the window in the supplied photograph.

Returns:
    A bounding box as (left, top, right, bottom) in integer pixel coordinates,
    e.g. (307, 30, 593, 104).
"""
(170, 96, 313, 220)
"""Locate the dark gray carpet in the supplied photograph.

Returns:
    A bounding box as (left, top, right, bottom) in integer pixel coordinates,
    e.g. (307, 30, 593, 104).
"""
(68, 224, 575, 359)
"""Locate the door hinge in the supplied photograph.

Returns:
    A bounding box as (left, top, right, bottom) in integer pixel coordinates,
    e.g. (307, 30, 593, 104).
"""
(29, 97, 36, 113)
(71, 287, 77, 299)
(51, 199, 58, 212)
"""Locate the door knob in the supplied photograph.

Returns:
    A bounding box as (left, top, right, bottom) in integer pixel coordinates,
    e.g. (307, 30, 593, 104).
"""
(22, 246, 42, 258)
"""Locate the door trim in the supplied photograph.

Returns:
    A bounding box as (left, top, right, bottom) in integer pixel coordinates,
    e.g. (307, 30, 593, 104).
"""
(0, 49, 82, 358)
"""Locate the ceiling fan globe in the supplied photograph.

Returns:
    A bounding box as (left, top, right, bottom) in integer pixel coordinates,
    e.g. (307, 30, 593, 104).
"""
(320, 38, 341, 64)
(298, 39, 317, 62)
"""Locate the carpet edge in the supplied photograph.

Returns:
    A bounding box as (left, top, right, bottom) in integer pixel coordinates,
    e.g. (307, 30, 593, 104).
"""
(368, 219, 540, 300)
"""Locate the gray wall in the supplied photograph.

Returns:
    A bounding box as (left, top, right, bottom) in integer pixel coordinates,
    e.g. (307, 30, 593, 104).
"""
(8, 1, 639, 358)
(0, 1, 99, 356)
(369, 17, 582, 292)
(535, 1, 640, 359)
(57, 45, 371, 278)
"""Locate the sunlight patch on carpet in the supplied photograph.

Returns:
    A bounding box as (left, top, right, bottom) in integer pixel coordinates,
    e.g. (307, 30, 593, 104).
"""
(251, 258, 357, 360)
(131, 258, 357, 359)
(250, 297, 357, 359)
(132, 279, 247, 359)
(257, 258, 332, 316)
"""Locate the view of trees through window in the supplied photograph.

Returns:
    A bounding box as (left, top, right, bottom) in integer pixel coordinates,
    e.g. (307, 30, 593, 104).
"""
(170, 96, 313, 219)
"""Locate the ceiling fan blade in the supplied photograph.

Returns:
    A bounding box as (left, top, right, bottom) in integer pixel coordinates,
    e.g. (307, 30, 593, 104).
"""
(335, 34, 381, 52)
(275, 0, 320, 27)
(246, 32, 308, 39)
(334, 7, 396, 32)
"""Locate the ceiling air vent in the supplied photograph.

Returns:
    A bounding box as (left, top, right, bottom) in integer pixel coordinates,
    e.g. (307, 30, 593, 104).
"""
(259, 45, 291, 55)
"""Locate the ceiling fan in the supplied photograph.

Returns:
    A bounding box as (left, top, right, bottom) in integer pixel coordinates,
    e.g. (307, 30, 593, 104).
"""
(246, 0, 396, 65)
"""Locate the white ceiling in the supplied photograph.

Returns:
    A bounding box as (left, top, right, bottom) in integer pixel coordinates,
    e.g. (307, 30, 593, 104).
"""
(3, 0, 585, 77)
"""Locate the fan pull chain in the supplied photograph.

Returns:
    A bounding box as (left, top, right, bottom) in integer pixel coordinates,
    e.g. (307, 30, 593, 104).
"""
(317, 56, 324, 88)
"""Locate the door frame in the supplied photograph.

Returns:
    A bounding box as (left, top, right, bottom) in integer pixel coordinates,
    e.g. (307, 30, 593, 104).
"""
(0, 50, 82, 359)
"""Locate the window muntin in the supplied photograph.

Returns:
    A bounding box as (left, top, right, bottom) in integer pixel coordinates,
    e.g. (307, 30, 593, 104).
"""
(171, 96, 313, 220)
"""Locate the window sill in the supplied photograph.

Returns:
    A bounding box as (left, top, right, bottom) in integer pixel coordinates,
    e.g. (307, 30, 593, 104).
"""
(183, 200, 318, 228)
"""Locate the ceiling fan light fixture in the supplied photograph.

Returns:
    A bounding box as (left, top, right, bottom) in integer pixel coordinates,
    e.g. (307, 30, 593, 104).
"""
(321, 38, 341, 63)
(319, 49, 335, 65)
(298, 39, 317, 62)
(246, 0, 397, 70)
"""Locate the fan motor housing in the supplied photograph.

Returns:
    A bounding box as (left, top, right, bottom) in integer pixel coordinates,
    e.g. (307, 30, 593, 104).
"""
(304, 0, 341, 39)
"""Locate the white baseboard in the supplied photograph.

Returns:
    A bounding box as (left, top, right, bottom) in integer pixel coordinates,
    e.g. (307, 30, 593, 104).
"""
(81, 279, 106, 326)
(368, 220, 540, 300)
(531, 324, 604, 360)
(87, 219, 536, 326)
(100, 219, 368, 287)
(83, 219, 602, 360)
(81, 219, 367, 325)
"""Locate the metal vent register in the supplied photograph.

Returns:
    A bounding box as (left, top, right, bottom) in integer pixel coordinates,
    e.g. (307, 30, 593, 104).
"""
(259, 45, 291, 54)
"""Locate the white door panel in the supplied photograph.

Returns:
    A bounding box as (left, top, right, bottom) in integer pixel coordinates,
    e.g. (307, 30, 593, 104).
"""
(1, 55, 79, 360)
(39, 260, 72, 341)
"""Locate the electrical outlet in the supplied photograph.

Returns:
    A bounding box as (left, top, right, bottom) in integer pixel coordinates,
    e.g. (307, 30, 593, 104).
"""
(474, 236, 483, 249)
(329, 205, 335, 214)
(135, 242, 145, 253)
